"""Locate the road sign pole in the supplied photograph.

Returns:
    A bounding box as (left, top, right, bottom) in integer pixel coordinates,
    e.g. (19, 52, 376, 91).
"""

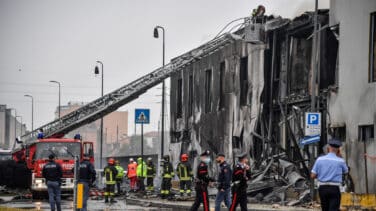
(141, 122, 144, 178)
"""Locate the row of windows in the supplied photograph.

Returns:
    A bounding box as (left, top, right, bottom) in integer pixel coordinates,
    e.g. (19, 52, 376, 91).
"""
(176, 57, 249, 118)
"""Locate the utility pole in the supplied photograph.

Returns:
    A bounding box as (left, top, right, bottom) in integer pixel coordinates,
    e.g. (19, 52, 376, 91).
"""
(24, 94, 34, 132)
(49, 80, 61, 118)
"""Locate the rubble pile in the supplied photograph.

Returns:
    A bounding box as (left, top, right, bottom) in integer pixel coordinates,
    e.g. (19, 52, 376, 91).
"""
(247, 154, 311, 206)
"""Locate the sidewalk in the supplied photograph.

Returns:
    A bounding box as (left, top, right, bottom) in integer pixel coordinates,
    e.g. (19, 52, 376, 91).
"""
(125, 196, 320, 211)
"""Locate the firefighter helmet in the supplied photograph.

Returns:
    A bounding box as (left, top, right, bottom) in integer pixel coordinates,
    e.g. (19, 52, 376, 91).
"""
(181, 154, 189, 162)
(108, 158, 115, 165)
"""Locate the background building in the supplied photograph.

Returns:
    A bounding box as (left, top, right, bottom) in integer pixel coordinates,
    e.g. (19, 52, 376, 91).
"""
(0, 105, 27, 149)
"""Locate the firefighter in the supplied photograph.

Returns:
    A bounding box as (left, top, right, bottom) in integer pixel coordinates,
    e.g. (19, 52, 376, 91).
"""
(136, 157, 147, 192)
(127, 158, 137, 192)
(77, 155, 96, 211)
(176, 153, 193, 196)
(146, 157, 156, 193)
(104, 158, 118, 203)
(160, 155, 174, 199)
(42, 154, 63, 211)
(229, 153, 251, 211)
(115, 160, 124, 195)
(190, 150, 213, 211)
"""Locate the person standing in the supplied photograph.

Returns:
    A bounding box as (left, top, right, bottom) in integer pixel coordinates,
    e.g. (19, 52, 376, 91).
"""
(136, 157, 147, 192)
(77, 155, 96, 211)
(230, 153, 251, 211)
(311, 139, 348, 211)
(214, 153, 232, 211)
(177, 153, 193, 196)
(190, 150, 212, 211)
(104, 158, 118, 203)
(160, 155, 174, 199)
(127, 158, 137, 192)
(114, 160, 125, 195)
(42, 154, 63, 211)
(146, 157, 156, 193)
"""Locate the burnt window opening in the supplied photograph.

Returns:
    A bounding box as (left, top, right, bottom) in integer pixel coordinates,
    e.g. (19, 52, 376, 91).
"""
(330, 126, 346, 142)
(205, 69, 212, 113)
(219, 62, 225, 110)
(232, 130, 244, 149)
(188, 75, 193, 116)
(177, 79, 183, 118)
(369, 12, 376, 83)
(240, 57, 248, 106)
(359, 125, 374, 142)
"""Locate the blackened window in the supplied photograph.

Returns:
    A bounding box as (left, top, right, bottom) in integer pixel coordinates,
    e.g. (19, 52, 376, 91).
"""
(359, 125, 374, 142)
(219, 62, 225, 110)
(240, 57, 248, 105)
(177, 79, 183, 118)
(369, 12, 376, 82)
(205, 69, 212, 113)
(188, 75, 193, 116)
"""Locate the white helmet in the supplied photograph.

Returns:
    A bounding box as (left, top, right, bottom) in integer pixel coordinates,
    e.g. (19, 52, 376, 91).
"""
(129, 158, 134, 162)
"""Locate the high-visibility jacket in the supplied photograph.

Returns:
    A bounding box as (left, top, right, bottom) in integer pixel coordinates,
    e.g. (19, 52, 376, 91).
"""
(176, 162, 193, 181)
(127, 162, 137, 178)
(137, 161, 147, 178)
(115, 165, 125, 179)
(104, 165, 118, 185)
(162, 162, 174, 179)
(146, 162, 156, 178)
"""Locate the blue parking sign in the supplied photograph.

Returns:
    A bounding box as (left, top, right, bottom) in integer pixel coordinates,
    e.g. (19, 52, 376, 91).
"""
(305, 112, 321, 136)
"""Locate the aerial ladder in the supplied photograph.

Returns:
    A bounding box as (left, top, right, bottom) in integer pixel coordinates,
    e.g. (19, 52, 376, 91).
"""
(19, 33, 241, 144)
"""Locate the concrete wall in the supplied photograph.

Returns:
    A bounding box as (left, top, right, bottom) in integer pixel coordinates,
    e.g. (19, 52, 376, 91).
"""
(329, 0, 376, 193)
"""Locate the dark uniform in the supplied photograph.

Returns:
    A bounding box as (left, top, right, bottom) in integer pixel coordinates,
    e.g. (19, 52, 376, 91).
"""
(78, 158, 96, 211)
(230, 158, 251, 211)
(177, 161, 193, 196)
(161, 155, 174, 199)
(215, 160, 232, 211)
(191, 150, 212, 211)
(42, 154, 63, 211)
(104, 159, 118, 203)
(146, 159, 156, 192)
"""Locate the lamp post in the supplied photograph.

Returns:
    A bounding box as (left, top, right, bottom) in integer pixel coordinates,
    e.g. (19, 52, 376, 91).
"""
(153, 25, 166, 158)
(94, 61, 104, 168)
(49, 80, 61, 118)
(24, 94, 34, 131)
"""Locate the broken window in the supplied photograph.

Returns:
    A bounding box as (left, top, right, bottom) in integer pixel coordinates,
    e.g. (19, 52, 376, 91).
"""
(369, 12, 376, 82)
(240, 57, 248, 106)
(177, 79, 183, 118)
(188, 74, 193, 116)
(359, 125, 374, 142)
(331, 125, 346, 142)
(219, 61, 225, 110)
(205, 69, 212, 113)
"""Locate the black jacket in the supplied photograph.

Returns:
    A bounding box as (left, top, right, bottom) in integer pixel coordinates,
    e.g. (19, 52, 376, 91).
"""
(232, 162, 251, 190)
(217, 161, 232, 190)
(42, 160, 63, 182)
(78, 160, 96, 183)
(196, 161, 211, 184)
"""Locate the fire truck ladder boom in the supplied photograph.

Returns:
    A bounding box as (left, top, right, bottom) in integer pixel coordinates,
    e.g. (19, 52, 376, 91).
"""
(21, 33, 240, 143)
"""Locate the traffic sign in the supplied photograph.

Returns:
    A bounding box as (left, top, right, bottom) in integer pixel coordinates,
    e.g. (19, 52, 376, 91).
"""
(135, 109, 150, 124)
(299, 135, 320, 146)
(305, 112, 321, 136)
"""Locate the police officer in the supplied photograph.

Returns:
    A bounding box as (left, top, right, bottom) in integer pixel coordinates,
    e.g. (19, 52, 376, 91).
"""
(146, 157, 156, 193)
(191, 150, 213, 211)
(114, 160, 124, 195)
(104, 158, 118, 203)
(160, 155, 174, 199)
(78, 155, 96, 211)
(214, 153, 232, 211)
(230, 153, 251, 211)
(311, 139, 348, 211)
(177, 153, 193, 196)
(42, 154, 63, 211)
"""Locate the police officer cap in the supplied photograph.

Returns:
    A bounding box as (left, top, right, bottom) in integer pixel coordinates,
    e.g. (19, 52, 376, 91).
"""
(216, 153, 225, 157)
(200, 150, 210, 156)
(328, 138, 342, 148)
(48, 154, 55, 160)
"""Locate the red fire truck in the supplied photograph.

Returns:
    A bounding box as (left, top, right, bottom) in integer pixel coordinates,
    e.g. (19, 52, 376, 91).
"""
(12, 135, 94, 196)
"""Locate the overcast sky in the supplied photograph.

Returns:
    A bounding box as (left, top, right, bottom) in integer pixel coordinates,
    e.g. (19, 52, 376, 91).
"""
(0, 0, 329, 135)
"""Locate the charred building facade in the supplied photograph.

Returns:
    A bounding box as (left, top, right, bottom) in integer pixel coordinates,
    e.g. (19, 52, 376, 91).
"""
(170, 6, 375, 195)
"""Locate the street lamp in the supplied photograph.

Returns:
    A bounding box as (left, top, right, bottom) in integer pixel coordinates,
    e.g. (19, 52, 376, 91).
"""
(24, 94, 34, 131)
(153, 25, 166, 157)
(49, 80, 61, 118)
(94, 60, 104, 168)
